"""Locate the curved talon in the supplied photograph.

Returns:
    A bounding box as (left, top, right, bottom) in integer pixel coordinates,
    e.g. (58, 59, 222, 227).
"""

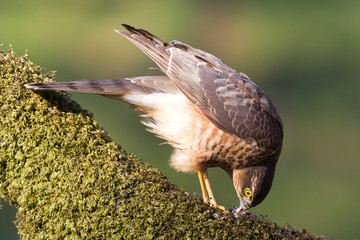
(216, 205, 226, 210)
(216, 205, 230, 214)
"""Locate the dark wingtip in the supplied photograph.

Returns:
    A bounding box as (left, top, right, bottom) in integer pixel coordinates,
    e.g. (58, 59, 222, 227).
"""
(119, 24, 168, 47)
(121, 24, 144, 35)
(121, 24, 134, 32)
(120, 24, 156, 40)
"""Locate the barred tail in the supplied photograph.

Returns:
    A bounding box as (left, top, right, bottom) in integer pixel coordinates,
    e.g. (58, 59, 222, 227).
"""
(25, 76, 179, 101)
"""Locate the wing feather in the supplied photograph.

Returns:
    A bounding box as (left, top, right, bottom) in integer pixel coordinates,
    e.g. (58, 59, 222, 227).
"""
(116, 25, 283, 150)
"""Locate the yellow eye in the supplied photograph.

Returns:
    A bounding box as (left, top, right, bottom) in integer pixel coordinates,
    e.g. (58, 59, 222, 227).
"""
(244, 188, 252, 197)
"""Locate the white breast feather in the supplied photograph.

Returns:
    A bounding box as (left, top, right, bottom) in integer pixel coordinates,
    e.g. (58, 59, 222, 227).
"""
(124, 92, 196, 148)
(124, 92, 208, 172)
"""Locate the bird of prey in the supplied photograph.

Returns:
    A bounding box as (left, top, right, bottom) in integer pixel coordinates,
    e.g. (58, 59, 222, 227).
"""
(25, 24, 283, 214)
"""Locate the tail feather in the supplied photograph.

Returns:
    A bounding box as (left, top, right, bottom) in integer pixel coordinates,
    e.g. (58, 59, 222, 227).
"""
(25, 79, 130, 95)
(25, 76, 179, 100)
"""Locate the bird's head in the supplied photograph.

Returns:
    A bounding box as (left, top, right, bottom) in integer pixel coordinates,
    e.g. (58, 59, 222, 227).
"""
(232, 162, 276, 214)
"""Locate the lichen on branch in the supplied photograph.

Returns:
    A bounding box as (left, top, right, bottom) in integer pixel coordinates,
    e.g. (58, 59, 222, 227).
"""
(0, 46, 322, 239)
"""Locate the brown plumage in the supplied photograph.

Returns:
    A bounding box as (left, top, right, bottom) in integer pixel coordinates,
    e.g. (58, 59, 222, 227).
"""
(25, 24, 283, 214)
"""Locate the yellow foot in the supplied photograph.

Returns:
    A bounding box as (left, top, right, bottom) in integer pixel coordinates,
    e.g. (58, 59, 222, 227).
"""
(214, 204, 230, 213)
(198, 169, 229, 213)
(215, 204, 226, 210)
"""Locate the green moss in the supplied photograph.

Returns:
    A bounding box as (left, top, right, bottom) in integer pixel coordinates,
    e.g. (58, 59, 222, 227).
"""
(0, 46, 325, 239)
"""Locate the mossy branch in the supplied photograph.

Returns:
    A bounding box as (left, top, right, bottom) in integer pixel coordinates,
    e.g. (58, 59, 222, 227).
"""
(0, 47, 323, 239)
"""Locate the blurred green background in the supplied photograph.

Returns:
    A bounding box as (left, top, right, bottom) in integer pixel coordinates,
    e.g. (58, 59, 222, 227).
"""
(1, 0, 359, 239)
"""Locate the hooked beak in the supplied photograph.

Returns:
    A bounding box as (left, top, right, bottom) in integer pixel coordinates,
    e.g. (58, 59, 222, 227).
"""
(235, 200, 250, 215)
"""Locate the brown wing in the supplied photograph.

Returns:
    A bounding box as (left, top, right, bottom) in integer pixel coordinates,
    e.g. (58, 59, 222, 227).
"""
(117, 24, 283, 151)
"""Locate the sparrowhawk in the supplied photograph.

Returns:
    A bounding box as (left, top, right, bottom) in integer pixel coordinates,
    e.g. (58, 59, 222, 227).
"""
(25, 24, 284, 214)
